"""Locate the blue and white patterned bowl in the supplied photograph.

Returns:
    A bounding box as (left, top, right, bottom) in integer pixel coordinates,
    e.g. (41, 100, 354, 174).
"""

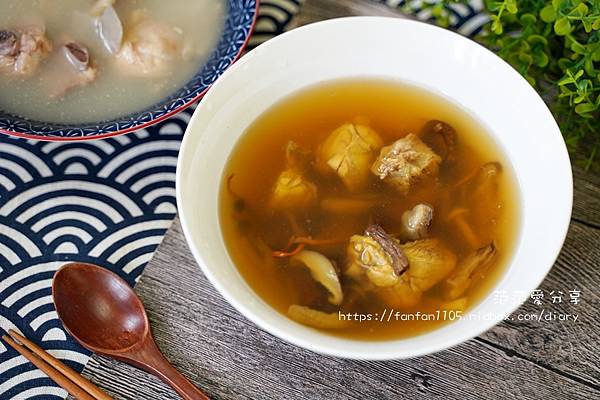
(0, 0, 258, 141)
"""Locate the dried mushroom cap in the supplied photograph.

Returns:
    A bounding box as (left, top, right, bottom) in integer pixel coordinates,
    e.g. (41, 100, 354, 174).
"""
(420, 120, 457, 162)
(365, 224, 409, 276)
(0, 30, 18, 56)
(64, 42, 90, 71)
(401, 203, 434, 240)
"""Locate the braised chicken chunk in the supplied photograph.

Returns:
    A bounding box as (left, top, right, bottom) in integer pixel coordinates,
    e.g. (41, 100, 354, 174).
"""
(116, 10, 182, 76)
(317, 123, 382, 192)
(371, 133, 441, 194)
(0, 26, 51, 76)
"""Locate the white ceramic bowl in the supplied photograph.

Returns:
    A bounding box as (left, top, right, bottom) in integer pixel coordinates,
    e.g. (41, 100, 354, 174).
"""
(176, 17, 573, 359)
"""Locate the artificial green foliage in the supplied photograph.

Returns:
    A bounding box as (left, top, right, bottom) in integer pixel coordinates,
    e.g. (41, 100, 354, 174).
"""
(412, 0, 600, 169)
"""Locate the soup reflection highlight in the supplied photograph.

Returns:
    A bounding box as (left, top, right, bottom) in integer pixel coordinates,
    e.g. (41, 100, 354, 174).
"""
(220, 79, 520, 340)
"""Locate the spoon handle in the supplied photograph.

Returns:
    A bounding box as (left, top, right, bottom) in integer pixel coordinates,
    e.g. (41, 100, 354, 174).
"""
(133, 338, 210, 400)
(151, 354, 210, 400)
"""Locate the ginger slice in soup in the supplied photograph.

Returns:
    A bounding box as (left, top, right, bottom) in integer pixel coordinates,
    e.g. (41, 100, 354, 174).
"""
(0, 26, 51, 76)
(317, 123, 383, 192)
(371, 133, 441, 195)
(288, 305, 351, 329)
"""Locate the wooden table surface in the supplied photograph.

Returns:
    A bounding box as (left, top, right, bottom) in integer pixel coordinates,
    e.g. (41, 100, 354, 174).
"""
(80, 1, 600, 399)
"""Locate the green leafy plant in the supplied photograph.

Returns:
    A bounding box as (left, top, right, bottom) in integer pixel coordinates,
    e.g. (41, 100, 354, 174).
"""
(412, 0, 600, 170)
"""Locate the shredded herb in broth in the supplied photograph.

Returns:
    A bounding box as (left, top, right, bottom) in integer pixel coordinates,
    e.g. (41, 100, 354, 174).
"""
(220, 79, 520, 340)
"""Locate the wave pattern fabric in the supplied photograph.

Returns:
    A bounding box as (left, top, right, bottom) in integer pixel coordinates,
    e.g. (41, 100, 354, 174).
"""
(0, 1, 486, 398)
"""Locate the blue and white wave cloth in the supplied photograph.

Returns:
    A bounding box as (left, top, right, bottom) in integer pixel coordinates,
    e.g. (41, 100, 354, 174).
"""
(0, 114, 188, 399)
(0, 0, 486, 398)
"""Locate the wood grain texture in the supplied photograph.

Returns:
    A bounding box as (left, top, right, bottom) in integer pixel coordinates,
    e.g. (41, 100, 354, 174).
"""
(78, 1, 600, 398)
(573, 165, 600, 228)
(80, 219, 599, 400)
(286, 0, 408, 30)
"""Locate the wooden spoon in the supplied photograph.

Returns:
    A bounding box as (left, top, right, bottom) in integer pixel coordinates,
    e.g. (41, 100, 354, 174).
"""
(52, 262, 210, 400)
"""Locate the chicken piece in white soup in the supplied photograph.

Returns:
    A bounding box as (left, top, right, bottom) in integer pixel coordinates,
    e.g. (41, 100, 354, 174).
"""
(0, 0, 226, 123)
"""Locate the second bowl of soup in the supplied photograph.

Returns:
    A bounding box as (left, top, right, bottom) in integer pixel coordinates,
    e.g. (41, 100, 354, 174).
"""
(177, 17, 572, 359)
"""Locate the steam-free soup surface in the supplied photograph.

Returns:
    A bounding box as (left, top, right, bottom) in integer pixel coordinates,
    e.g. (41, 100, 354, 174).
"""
(220, 79, 520, 340)
(0, 0, 225, 123)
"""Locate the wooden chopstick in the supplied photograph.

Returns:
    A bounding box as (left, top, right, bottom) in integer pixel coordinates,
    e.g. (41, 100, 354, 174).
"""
(3, 330, 112, 400)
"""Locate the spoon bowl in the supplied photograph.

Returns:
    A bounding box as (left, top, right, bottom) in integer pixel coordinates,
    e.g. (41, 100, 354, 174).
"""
(53, 263, 147, 352)
(53, 262, 209, 400)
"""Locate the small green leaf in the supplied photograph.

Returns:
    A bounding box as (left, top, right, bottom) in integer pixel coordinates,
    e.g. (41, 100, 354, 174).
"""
(577, 79, 590, 92)
(527, 34, 548, 46)
(525, 75, 536, 86)
(558, 76, 575, 86)
(540, 5, 556, 22)
(570, 40, 587, 54)
(554, 17, 572, 35)
(552, 0, 563, 10)
(559, 85, 574, 95)
(520, 13, 537, 25)
(533, 51, 549, 67)
(488, 1, 502, 12)
(518, 52, 533, 64)
(573, 3, 588, 16)
(558, 58, 572, 70)
(584, 58, 596, 76)
(575, 69, 584, 79)
(593, 19, 600, 30)
(491, 18, 503, 34)
(575, 103, 597, 115)
(506, 0, 518, 14)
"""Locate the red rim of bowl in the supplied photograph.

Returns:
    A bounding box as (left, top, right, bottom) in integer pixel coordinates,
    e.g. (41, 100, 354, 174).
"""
(0, 1, 260, 142)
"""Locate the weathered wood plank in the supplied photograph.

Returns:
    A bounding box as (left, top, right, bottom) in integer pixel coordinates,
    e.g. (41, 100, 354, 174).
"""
(573, 165, 600, 228)
(287, 0, 407, 30)
(480, 220, 600, 386)
(79, 219, 599, 400)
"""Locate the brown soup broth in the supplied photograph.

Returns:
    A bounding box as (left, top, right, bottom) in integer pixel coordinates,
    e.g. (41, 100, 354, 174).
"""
(219, 79, 520, 340)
